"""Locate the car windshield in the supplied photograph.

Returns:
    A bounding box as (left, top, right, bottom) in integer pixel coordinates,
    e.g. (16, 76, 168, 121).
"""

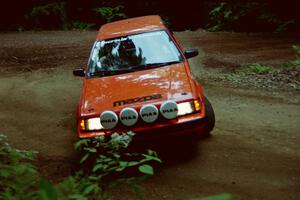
(88, 30, 183, 77)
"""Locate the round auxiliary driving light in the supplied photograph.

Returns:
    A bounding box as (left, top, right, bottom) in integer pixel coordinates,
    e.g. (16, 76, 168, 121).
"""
(119, 107, 138, 126)
(100, 111, 118, 130)
(140, 104, 159, 123)
(160, 100, 178, 119)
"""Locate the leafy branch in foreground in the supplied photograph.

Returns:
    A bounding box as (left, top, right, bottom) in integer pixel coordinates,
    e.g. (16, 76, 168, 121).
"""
(0, 132, 161, 200)
(0, 134, 39, 200)
(69, 132, 161, 198)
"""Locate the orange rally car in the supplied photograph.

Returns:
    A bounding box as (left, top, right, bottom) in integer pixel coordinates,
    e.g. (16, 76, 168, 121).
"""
(73, 15, 215, 139)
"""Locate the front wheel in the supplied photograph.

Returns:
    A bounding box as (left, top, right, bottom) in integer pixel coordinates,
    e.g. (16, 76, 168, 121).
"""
(203, 96, 215, 135)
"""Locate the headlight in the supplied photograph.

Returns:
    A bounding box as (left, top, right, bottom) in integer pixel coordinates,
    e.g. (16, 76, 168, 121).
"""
(177, 100, 201, 116)
(80, 117, 103, 131)
(177, 101, 195, 116)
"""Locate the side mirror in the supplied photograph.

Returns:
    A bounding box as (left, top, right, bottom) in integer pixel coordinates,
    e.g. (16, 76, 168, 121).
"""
(184, 49, 199, 59)
(73, 68, 85, 77)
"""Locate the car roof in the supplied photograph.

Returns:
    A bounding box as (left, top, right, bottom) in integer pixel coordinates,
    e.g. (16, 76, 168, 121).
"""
(96, 15, 167, 41)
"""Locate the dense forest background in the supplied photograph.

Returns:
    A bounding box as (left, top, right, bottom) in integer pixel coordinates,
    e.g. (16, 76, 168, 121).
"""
(0, 0, 299, 32)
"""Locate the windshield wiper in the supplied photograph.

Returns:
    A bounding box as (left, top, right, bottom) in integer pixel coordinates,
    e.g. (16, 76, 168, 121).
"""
(138, 61, 182, 69)
(88, 61, 182, 77)
(89, 68, 135, 77)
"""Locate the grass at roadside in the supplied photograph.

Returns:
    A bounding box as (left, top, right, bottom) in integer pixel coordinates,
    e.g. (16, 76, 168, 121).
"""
(240, 63, 273, 75)
(224, 45, 300, 90)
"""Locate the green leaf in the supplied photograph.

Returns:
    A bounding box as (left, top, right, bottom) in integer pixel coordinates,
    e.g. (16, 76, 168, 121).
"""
(87, 175, 100, 181)
(131, 184, 143, 197)
(115, 161, 129, 172)
(242, 63, 272, 75)
(127, 161, 139, 167)
(92, 163, 103, 172)
(0, 169, 11, 177)
(138, 164, 154, 175)
(119, 161, 128, 167)
(74, 139, 89, 150)
(80, 153, 89, 164)
(292, 45, 300, 54)
(83, 147, 97, 153)
(224, 10, 232, 19)
(290, 59, 300, 66)
(39, 179, 58, 200)
(68, 194, 88, 200)
(140, 150, 161, 163)
(190, 193, 232, 200)
(83, 184, 95, 195)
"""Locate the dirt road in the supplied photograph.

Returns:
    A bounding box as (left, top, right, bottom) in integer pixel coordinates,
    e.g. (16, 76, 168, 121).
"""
(0, 30, 299, 200)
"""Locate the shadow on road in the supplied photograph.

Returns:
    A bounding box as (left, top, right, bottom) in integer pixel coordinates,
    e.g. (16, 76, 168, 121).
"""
(130, 134, 212, 166)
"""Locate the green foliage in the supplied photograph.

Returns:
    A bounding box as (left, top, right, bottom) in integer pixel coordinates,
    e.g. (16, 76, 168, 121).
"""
(0, 134, 39, 200)
(287, 59, 300, 66)
(75, 132, 161, 177)
(224, 73, 246, 82)
(55, 173, 106, 200)
(292, 45, 300, 54)
(56, 132, 161, 199)
(207, 2, 295, 32)
(225, 45, 300, 90)
(39, 179, 59, 200)
(275, 20, 295, 33)
(0, 133, 161, 199)
(282, 45, 300, 68)
(259, 12, 295, 33)
(207, 2, 255, 32)
(94, 5, 127, 23)
(207, 2, 235, 31)
(67, 21, 95, 30)
(29, 2, 67, 30)
(138, 164, 154, 175)
(225, 63, 273, 83)
(30, 2, 65, 17)
(0, 133, 233, 199)
(283, 58, 300, 69)
(242, 63, 273, 75)
(191, 193, 232, 200)
(241, 45, 300, 73)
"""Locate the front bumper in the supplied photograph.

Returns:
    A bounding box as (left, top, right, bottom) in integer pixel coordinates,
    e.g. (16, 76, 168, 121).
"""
(132, 117, 205, 141)
(78, 112, 206, 140)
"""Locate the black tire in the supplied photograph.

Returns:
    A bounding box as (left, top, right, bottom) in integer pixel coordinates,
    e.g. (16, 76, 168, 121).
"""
(203, 96, 215, 135)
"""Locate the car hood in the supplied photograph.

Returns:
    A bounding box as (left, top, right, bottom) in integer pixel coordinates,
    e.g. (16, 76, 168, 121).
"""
(80, 63, 195, 116)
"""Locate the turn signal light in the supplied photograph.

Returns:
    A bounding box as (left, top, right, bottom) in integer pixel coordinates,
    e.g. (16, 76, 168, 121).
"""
(80, 119, 86, 130)
(194, 99, 201, 111)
